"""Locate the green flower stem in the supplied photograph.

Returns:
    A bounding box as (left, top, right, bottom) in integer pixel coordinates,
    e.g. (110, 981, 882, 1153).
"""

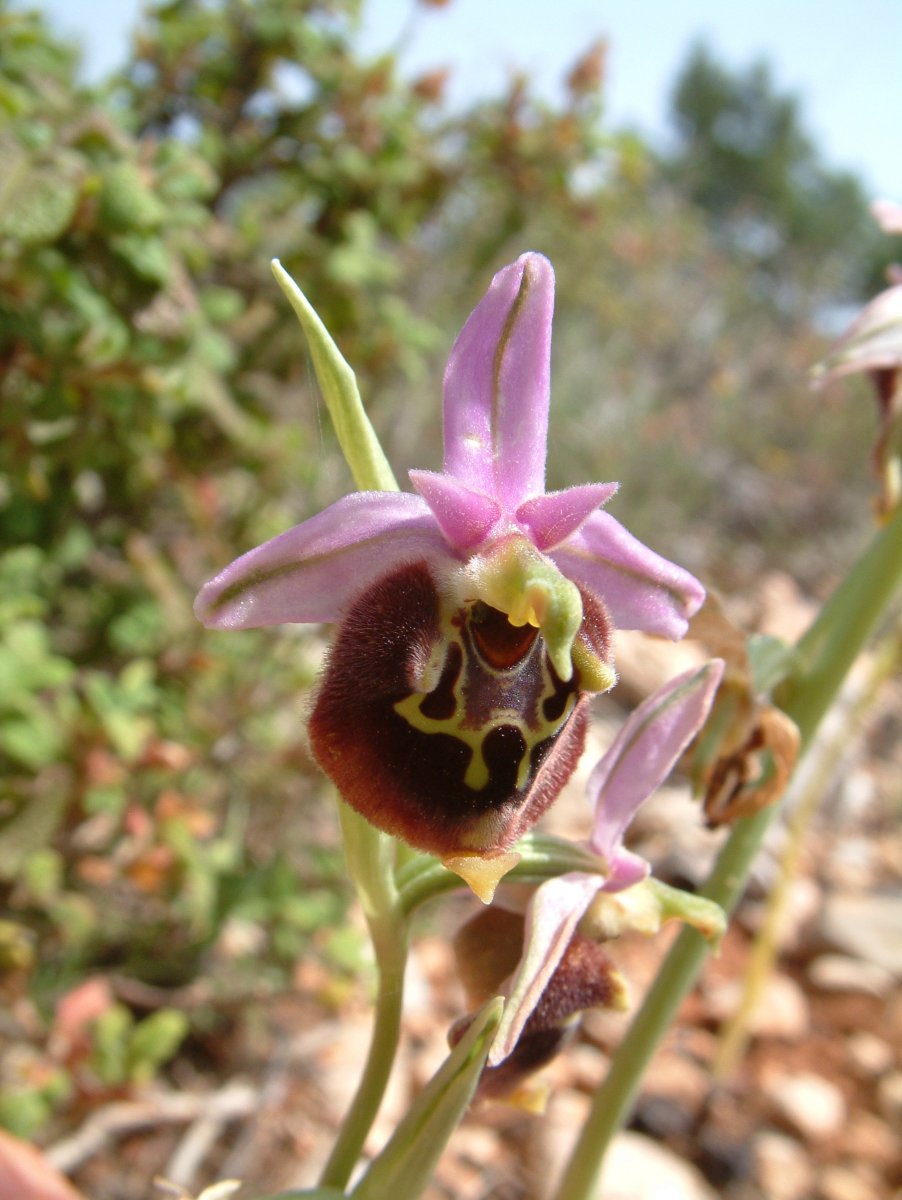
(350, 998, 504, 1200)
(318, 805, 409, 1192)
(554, 501, 902, 1200)
(396, 835, 605, 918)
(273, 260, 408, 1189)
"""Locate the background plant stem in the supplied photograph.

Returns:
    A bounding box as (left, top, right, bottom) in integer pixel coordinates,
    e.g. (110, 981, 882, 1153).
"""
(553, 500, 902, 1200)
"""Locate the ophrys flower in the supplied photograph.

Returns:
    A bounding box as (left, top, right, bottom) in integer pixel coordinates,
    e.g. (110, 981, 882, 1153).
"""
(195, 254, 705, 892)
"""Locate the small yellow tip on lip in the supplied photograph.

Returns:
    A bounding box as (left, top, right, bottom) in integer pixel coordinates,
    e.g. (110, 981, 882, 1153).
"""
(502, 1077, 551, 1114)
(442, 850, 521, 904)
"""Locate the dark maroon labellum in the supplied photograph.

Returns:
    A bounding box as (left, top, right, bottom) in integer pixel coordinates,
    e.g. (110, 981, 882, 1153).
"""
(308, 561, 611, 860)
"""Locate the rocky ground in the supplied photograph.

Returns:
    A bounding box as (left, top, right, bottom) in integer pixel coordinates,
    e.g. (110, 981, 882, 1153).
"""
(12, 574, 902, 1200)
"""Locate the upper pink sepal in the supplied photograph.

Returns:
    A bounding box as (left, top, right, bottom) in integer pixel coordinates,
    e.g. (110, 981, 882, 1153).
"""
(550, 510, 706, 639)
(516, 482, 618, 550)
(409, 469, 502, 552)
(193, 490, 449, 629)
(442, 253, 554, 510)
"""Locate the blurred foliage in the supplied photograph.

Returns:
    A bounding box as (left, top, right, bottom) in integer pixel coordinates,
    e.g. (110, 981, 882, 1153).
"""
(661, 42, 890, 299)
(0, 0, 883, 1147)
(0, 0, 613, 1136)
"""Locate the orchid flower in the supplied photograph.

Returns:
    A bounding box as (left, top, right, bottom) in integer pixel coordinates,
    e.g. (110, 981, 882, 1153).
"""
(450, 905, 627, 1107)
(487, 659, 724, 1068)
(195, 254, 705, 890)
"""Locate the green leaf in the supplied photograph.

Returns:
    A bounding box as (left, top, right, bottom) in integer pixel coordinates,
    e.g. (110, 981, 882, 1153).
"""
(0, 133, 79, 244)
(351, 998, 503, 1200)
(99, 161, 166, 231)
(90, 1004, 134, 1086)
(271, 260, 397, 493)
(127, 1009, 190, 1082)
(0, 708, 67, 769)
(110, 231, 172, 284)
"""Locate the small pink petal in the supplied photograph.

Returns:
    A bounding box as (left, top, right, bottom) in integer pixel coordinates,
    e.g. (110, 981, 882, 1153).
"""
(551, 510, 706, 639)
(194, 490, 452, 629)
(489, 872, 603, 1066)
(588, 660, 724, 873)
(516, 482, 618, 550)
(409, 469, 501, 552)
(602, 846, 651, 892)
(443, 253, 554, 509)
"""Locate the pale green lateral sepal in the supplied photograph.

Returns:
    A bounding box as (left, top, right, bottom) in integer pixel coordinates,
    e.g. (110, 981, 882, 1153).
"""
(271, 259, 397, 493)
(579, 878, 726, 948)
(351, 997, 504, 1200)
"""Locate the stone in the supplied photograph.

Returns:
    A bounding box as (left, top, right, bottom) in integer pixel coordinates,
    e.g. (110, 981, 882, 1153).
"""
(704, 972, 809, 1040)
(808, 953, 894, 997)
(767, 1071, 847, 1140)
(839, 1111, 899, 1169)
(535, 1090, 591, 1192)
(877, 1071, 902, 1123)
(754, 1131, 815, 1200)
(739, 877, 822, 950)
(0, 1130, 86, 1200)
(820, 1164, 884, 1200)
(818, 892, 902, 976)
(641, 1050, 711, 1113)
(598, 1131, 718, 1200)
(846, 1031, 895, 1078)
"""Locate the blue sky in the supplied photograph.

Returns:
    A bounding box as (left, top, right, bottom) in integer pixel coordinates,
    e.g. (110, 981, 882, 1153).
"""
(33, 0, 902, 200)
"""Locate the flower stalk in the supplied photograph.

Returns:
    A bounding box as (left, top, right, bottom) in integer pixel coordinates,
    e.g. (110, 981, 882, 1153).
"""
(553, 498, 902, 1200)
(270, 260, 410, 1189)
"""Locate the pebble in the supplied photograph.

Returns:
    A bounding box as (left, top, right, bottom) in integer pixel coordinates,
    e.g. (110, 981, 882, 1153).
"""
(877, 1071, 902, 1123)
(818, 891, 902, 976)
(820, 1164, 883, 1200)
(641, 1050, 712, 1112)
(738, 877, 822, 951)
(536, 1089, 591, 1190)
(598, 1130, 718, 1200)
(754, 1130, 815, 1200)
(807, 953, 894, 997)
(846, 1031, 895, 1078)
(839, 1111, 899, 1169)
(767, 1070, 847, 1140)
(704, 972, 809, 1040)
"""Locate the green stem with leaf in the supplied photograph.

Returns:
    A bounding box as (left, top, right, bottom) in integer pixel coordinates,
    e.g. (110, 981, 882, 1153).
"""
(271, 262, 410, 1190)
(554, 500, 902, 1200)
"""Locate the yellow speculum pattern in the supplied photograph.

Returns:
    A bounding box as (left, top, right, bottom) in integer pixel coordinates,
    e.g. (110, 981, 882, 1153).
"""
(393, 622, 577, 792)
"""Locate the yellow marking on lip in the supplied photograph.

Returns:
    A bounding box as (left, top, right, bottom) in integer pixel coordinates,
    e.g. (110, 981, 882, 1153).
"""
(393, 619, 577, 793)
(442, 849, 521, 904)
